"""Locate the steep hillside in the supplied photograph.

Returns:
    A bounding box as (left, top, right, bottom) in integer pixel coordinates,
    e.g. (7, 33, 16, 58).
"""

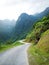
(26, 15, 49, 65)
(37, 30, 49, 53)
(26, 15, 49, 43)
(28, 30, 49, 65)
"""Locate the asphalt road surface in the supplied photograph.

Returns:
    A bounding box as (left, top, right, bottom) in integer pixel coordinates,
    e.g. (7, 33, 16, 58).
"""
(0, 42, 30, 65)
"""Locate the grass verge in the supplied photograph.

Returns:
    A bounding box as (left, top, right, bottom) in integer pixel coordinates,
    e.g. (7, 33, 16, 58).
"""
(27, 30, 49, 65)
(0, 41, 23, 53)
(28, 44, 49, 65)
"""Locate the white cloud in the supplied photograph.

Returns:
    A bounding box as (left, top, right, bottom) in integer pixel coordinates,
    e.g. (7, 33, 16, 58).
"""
(0, 0, 49, 20)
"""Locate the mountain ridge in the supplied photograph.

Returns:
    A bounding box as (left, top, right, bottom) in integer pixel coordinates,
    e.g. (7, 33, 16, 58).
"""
(0, 7, 49, 43)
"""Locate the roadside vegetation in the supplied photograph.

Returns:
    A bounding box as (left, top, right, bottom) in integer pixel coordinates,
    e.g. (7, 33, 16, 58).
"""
(0, 41, 23, 52)
(26, 15, 49, 65)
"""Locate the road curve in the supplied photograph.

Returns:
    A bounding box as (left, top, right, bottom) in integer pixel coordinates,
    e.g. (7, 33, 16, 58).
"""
(0, 43, 30, 65)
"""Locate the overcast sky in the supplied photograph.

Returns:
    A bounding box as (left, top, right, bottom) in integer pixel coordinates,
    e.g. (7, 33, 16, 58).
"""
(0, 0, 49, 20)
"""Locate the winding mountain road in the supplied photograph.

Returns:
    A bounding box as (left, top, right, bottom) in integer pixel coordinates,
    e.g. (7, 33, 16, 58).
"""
(0, 41, 30, 65)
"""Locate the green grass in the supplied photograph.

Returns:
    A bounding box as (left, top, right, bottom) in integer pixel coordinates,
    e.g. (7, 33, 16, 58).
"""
(28, 45, 49, 65)
(37, 30, 49, 53)
(0, 41, 23, 53)
(28, 30, 49, 65)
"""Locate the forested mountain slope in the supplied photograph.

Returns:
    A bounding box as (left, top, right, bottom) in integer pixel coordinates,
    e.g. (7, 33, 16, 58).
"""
(26, 14, 49, 65)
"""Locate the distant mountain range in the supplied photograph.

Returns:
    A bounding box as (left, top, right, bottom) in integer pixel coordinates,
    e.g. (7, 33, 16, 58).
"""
(0, 7, 49, 43)
(35, 7, 49, 18)
(0, 20, 16, 43)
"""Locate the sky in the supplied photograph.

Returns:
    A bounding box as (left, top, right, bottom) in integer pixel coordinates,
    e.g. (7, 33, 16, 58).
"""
(0, 0, 49, 20)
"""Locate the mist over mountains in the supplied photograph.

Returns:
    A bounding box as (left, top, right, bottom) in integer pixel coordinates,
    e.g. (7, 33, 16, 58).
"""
(34, 7, 49, 18)
(0, 19, 16, 32)
(0, 20, 16, 43)
(0, 7, 49, 43)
